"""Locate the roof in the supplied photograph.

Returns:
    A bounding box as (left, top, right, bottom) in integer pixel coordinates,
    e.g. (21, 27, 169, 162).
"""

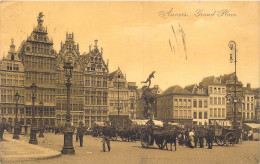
(242, 87, 255, 95)
(108, 70, 118, 81)
(200, 76, 221, 86)
(161, 85, 191, 96)
(184, 84, 197, 93)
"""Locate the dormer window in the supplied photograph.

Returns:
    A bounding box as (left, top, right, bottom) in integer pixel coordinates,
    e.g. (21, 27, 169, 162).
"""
(11, 54, 14, 61)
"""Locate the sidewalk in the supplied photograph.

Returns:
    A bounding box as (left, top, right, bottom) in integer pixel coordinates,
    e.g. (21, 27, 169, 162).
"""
(0, 133, 61, 162)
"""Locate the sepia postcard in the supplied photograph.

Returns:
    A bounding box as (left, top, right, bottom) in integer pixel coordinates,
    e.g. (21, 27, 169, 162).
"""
(0, 1, 259, 164)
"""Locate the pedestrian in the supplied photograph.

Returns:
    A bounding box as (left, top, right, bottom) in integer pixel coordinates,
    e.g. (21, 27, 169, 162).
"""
(76, 127, 79, 142)
(0, 121, 4, 141)
(189, 129, 195, 148)
(206, 126, 215, 149)
(199, 127, 205, 148)
(78, 122, 85, 147)
(102, 122, 111, 152)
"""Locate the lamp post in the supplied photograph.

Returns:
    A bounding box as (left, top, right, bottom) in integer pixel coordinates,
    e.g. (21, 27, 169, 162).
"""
(13, 92, 20, 139)
(39, 101, 44, 138)
(61, 60, 75, 154)
(29, 82, 38, 144)
(117, 74, 121, 116)
(227, 40, 243, 128)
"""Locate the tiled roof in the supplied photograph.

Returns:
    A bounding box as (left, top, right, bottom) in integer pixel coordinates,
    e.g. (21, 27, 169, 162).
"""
(242, 87, 255, 95)
(108, 70, 118, 81)
(184, 84, 197, 93)
(200, 76, 221, 86)
(161, 85, 191, 96)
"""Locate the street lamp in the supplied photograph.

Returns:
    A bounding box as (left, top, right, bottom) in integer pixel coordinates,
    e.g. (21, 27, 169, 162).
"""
(61, 60, 75, 154)
(29, 82, 38, 144)
(39, 101, 44, 138)
(117, 74, 121, 116)
(13, 92, 20, 139)
(227, 40, 240, 128)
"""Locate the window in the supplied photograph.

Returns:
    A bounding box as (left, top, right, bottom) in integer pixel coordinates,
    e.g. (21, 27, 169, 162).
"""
(187, 99, 191, 108)
(210, 108, 213, 117)
(251, 97, 254, 101)
(13, 64, 19, 71)
(251, 103, 254, 111)
(204, 112, 208, 119)
(204, 100, 208, 108)
(210, 97, 213, 105)
(247, 103, 250, 110)
(218, 108, 221, 117)
(7, 63, 12, 71)
(179, 99, 182, 107)
(222, 108, 225, 118)
(130, 103, 134, 109)
(247, 97, 249, 101)
(209, 87, 212, 93)
(174, 110, 178, 118)
(214, 108, 217, 117)
(183, 99, 187, 107)
(218, 88, 221, 93)
(11, 54, 15, 60)
(188, 110, 192, 118)
(193, 100, 197, 108)
(222, 88, 226, 94)
(214, 87, 217, 93)
(218, 97, 221, 105)
(184, 110, 187, 118)
(222, 97, 225, 105)
(193, 111, 197, 119)
(199, 112, 202, 119)
(214, 97, 217, 104)
(199, 100, 202, 108)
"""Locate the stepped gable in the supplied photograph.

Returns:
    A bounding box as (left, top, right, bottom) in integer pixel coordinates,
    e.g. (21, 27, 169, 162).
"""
(80, 40, 109, 73)
(56, 33, 82, 71)
(161, 85, 191, 96)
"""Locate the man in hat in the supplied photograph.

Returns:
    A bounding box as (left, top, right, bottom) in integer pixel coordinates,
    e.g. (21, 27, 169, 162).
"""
(78, 122, 85, 147)
(102, 121, 111, 152)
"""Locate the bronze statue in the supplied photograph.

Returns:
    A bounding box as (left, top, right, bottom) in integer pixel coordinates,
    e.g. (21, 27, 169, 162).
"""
(141, 71, 156, 118)
(141, 71, 156, 87)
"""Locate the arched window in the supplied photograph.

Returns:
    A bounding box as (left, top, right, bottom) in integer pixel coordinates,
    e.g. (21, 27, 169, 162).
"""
(11, 54, 14, 61)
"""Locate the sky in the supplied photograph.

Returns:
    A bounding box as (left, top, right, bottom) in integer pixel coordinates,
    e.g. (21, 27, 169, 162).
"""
(0, 1, 259, 90)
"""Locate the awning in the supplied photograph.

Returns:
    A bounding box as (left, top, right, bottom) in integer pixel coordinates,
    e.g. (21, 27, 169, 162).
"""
(244, 123, 260, 129)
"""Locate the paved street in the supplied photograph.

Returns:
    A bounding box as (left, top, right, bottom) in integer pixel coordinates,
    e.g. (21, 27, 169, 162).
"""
(1, 133, 259, 164)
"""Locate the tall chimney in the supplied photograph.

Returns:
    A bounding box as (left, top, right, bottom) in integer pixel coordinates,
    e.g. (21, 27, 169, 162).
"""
(247, 83, 251, 88)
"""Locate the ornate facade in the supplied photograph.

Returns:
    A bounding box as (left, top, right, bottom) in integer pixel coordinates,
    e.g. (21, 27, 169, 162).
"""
(108, 68, 138, 119)
(0, 13, 110, 128)
(0, 40, 25, 126)
(17, 15, 56, 127)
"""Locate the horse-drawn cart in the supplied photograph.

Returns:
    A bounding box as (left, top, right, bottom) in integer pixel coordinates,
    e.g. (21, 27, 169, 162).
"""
(214, 126, 241, 146)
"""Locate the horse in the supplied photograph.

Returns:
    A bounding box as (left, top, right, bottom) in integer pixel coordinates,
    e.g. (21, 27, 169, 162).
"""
(164, 127, 179, 151)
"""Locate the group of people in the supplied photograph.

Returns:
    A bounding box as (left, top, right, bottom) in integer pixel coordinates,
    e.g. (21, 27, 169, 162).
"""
(75, 121, 111, 152)
(178, 126, 215, 149)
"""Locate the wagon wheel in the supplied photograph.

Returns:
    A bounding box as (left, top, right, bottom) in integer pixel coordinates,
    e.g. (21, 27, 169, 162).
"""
(215, 136, 225, 146)
(141, 134, 151, 148)
(225, 132, 234, 146)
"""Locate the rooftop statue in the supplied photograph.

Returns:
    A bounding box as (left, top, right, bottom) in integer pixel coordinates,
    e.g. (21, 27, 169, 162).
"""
(37, 12, 45, 26)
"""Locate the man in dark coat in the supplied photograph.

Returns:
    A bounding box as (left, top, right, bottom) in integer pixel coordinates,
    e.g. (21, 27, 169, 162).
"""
(206, 126, 215, 149)
(0, 121, 4, 141)
(78, 122, 85, 147)
(102, 122, 111, 152)
(198, 127, 205, 148)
